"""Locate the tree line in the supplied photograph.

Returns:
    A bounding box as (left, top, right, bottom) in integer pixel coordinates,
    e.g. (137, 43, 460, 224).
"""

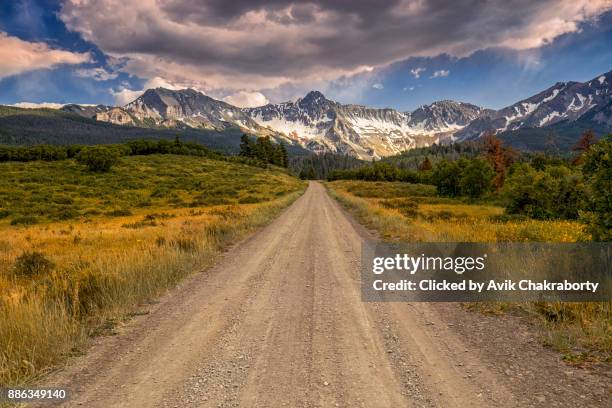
(381, 140, 487, 170)
(328, 162, 427, 184)
(327, 131, 610, 240)
(239, 134, 288, 167)
(501, 131, 609, 241)
(290, 152, 364, 180)
(0, 137, 278, 172)
(0, 137, 222, 163)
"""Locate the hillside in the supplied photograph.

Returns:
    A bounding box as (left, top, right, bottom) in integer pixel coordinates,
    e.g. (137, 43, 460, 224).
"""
(0, 105, 310, 156)
(0, 154, 302, 224)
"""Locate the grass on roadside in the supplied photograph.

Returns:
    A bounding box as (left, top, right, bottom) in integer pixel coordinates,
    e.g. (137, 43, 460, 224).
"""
(326, 180, 610, 365)
(0, 155, 306, 386)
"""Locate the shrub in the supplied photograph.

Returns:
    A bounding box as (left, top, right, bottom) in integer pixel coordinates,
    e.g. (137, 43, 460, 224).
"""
(581, 136, 611, 241)
(54, 208, 80, 220)
(238, 196, 261, 204)
(550, 167, 585, 220)
(10, 215, 39, 225)
(459, 158, 494, 198)
(52, 195, 74, 205)
(76, 146, 121, 172)
(105, 209, 132, 217)
(431, 159, 462, 197)
(14, 251, 54, 277)
(503, 164, 555, 219)
(503, 164, 586, 220)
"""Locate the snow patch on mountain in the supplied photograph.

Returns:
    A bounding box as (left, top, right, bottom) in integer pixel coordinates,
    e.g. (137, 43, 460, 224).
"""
(59, 69, 611, 158)
(456, 70, 612, 141)
(542, 89, 560, 103)
(244, 93, 485, 159)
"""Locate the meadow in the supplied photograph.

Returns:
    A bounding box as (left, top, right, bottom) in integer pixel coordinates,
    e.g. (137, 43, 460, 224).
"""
(0, 154, 305, 386)
(326, 180, 610, 364)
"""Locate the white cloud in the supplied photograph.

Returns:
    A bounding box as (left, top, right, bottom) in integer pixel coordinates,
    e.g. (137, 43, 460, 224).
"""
(430, 70, 450, 78)
(372, 83, 384, 90)
(223, 91, 269, 108)
(10, 102, 64, 109)
(410, 67, 426, 78)
(111, 87, 142, 106)
(75, 67, 118, 81)
(0, 32, 90, 79)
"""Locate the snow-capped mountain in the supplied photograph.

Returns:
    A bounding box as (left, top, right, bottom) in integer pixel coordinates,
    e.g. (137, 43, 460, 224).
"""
(456, 70, 612, 140)
(61, 69, 611, 157)
(62, 88, 269, 132)
(123, 88, 264, 131)
(66, 88, 486, 159)
(245, 92, 485, 158)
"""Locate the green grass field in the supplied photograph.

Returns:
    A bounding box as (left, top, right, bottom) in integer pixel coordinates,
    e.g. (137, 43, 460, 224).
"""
(0, 154, 300, 225)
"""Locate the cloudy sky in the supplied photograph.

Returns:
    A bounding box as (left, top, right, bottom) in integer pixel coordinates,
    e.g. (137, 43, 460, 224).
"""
(1, 0, 612, 110)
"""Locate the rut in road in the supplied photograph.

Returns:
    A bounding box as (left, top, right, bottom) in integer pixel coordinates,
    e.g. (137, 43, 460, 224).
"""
(45, 182, 516, 408)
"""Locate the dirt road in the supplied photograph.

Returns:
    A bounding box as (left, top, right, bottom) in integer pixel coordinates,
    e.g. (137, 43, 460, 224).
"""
(44, 182, 608, 407)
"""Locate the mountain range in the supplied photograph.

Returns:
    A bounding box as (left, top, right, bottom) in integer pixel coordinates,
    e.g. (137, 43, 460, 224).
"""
(457, 71, 612, 143)
(3, 70, 611, 158)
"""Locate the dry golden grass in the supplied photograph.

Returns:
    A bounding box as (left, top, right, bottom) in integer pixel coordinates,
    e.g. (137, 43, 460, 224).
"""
(327, 180, 588, 242)
(0, 155, 305, 386)
(326, 180, 610, 364)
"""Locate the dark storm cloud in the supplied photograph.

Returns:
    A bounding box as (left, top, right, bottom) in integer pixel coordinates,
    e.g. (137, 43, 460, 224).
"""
(158, 0, 396, 24)
(59, 0, 612, 89)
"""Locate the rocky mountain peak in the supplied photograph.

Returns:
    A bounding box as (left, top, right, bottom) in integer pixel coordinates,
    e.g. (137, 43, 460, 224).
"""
(300, 90, 327, 104)
(297, 90, 335, 113)
(60, 69, 612, 158)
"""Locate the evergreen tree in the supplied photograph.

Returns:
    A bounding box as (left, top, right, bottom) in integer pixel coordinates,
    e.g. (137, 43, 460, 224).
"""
(279, 143, 289, 167)
(254, 136, 273, 163)
(418, 157, 432, 171)
(272, 144, 283, 166)
(239, 134, 253, 158)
